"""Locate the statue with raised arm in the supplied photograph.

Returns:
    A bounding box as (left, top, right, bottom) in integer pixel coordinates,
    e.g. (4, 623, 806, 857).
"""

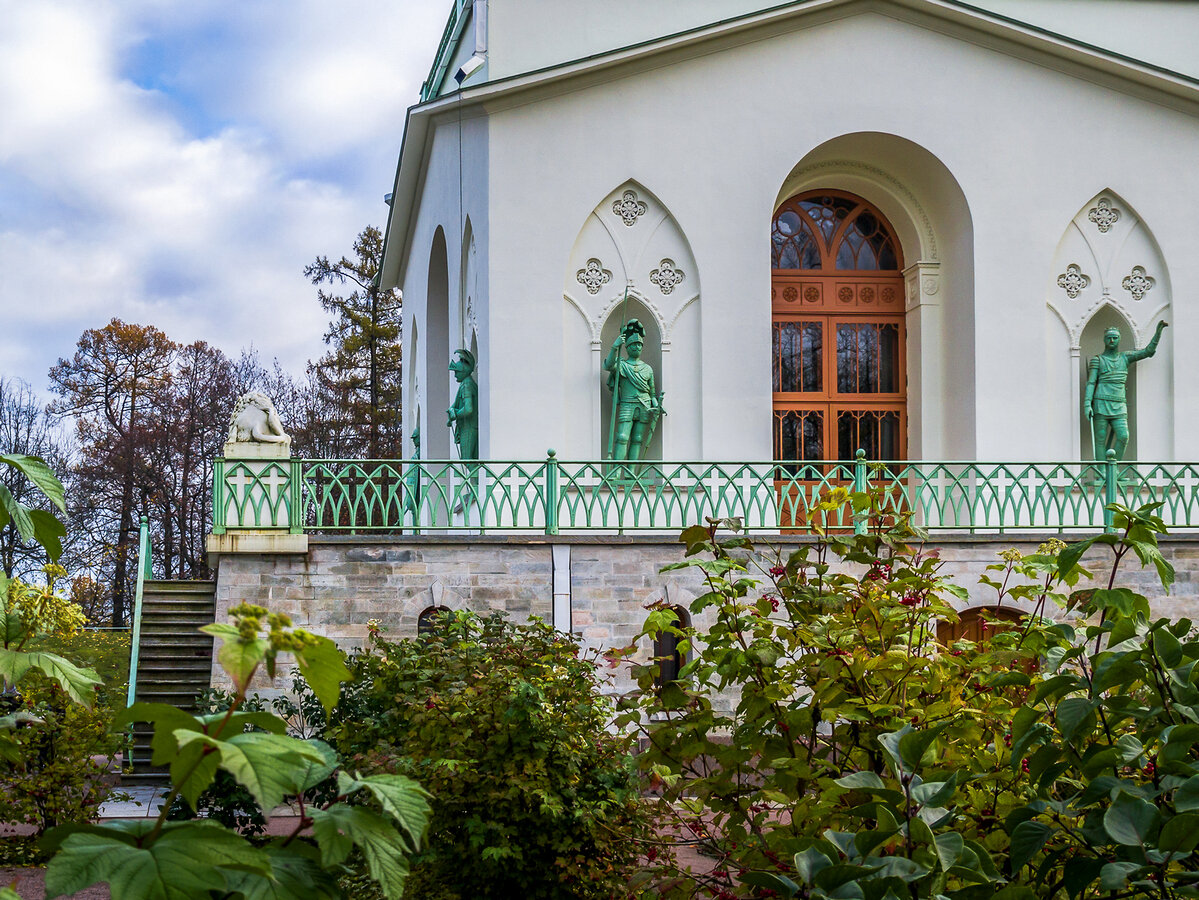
(1085, 320, 1167, 461)
(604, 319, 662, 462)
(446, 349, 478, 461)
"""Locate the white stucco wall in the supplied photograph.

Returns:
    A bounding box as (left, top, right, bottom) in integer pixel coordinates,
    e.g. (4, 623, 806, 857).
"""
(399, 112, 489, 461)
(400, 6, 1199, 464)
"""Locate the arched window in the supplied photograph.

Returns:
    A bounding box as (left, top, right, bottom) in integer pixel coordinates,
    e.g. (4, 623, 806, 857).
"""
(772, 190, 906, 465)
(652, 606, 690, 690)
(417, 605, 452, 636)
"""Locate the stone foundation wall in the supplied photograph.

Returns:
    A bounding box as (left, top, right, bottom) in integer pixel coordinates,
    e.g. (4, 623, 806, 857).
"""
(211, 533, 1199, 696)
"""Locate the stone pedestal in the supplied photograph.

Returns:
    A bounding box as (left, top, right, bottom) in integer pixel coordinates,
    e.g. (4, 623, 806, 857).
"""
(210, 441, 301, 559)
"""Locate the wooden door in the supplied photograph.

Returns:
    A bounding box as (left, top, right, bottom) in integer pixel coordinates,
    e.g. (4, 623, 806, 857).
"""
(771, 191, 907, 466)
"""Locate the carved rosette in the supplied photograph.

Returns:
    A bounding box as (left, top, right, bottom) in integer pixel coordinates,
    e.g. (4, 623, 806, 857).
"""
(1087, 198, 1121, 233)
(1056, 263, 1091, 299)
(782, 286, 798, 303)
(649, 259, 685, 295)
(576, 258, 612, 295)
(611, 190, 647, 226)
(1121, 265, 1155, 301)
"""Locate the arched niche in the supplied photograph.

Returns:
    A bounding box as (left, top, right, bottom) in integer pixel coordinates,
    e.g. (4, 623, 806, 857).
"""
(427, 227, 451, 460)
(777, 133, 975, 460)
(599, 296, 664, 462)
(1079, 306, 1138, 460)
(562, 181, 700, 459)
(1044, 190, 1172, 460)
(460, 217, 478, 348)
(407, 318, 420, 457)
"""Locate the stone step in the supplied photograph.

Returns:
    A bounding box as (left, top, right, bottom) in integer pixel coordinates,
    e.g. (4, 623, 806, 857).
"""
(144, 579, 216, 593)
(141, 601, 214, 612)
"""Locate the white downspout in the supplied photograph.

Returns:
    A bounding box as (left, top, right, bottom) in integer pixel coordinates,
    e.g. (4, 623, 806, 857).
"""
(455, 0, 487, 84)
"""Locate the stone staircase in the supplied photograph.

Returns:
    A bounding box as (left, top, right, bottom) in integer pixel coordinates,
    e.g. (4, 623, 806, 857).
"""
(125, 580, 216, 782)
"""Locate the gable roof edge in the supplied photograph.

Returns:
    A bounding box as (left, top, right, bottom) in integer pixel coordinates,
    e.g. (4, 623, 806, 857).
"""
(381, 0, 1199, 288)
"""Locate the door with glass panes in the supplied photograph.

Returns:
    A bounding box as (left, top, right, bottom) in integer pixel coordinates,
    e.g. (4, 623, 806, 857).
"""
(771, 191, 907, 466)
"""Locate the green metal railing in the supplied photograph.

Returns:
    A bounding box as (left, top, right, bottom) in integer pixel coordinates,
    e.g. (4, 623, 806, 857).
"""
(125, 516, 151, 710)
(211, 451, 1199, 536)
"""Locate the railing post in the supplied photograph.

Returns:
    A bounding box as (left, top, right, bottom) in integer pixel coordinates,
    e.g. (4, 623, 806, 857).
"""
(544, 449, 559, 535)
(289, 459, 303, 535)
(1104, 449, 1117, 533)
(212, 457, 226, 534)
(853, 448, 867, 535)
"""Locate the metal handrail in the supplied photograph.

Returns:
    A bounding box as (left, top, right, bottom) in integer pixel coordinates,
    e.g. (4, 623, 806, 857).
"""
(125, 517, 151, 710)
(211, 451, 1199, 536)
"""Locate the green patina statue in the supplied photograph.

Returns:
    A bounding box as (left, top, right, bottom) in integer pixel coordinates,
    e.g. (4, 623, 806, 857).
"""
(604, 319, 662, 462)
(402, 426, 420, 516)
(446, 349, 478, 461)
(1085, 319, 1167, 461)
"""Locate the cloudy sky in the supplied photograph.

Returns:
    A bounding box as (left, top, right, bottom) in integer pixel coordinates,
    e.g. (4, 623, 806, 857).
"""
(0, 0, 448, 395)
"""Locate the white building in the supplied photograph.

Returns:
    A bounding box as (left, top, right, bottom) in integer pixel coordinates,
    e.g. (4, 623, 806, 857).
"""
(380, 0, 1199, 468)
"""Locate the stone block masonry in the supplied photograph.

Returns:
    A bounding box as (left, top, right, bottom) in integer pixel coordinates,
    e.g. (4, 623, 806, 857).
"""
(210, 532, 1199, 698)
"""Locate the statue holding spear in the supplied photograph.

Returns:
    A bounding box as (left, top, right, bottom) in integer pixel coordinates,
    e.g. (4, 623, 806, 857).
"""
(604, 315, 663, 462)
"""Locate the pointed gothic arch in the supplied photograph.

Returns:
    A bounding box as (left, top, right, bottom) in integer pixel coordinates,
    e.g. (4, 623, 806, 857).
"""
(561, 180, 701, 458)
(1044, 190, 1172, 459)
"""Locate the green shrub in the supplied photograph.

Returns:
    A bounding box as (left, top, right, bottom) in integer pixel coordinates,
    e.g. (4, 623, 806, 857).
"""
(44, 603, 431, 899)
(620, 495, 1194, 899)
(328, 611, 651, 900)
(0, 680, 119, 833)
(26, 628, 129, 712)
(0, 575, 122, 834)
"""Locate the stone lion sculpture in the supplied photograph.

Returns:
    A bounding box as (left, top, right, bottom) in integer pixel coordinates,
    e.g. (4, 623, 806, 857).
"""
(227, 391, 291, 445)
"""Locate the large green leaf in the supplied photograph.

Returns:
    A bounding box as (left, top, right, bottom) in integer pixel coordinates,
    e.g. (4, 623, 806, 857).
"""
(1159, 813, 1199, 854)
(43, 820, 269, 900)
(835, 771, 886, 790)
(740, 870, 799, 896)
(1009, 820, 1053, 872)
(0, 484, 33, 548)
(199, 709, 288, 739)
(0, 649, 100, 705)
(221, 843, 342, 899)
(341, 772, 431, 851)
(1104, 794, 1158, 846)
(201, 625, 267, 694)
(1099, 861, 1144, 891)
(1057, 536, 1099, 579)
(933, 831, 963, 871)
(311, 805, 413, 899)
(0, 454, 66, 512)
(115, 702, 204, 765)
(282, 739, 339, 795)
(911, 771, 958, 809)
(793, 846, 835, 883)
(176, 730, 327, 813)
(1175, 774, 1199, 812)
(292, 635, 353, 715)
(27, 509, 66, 563)
(1055, 697, 1097, 743)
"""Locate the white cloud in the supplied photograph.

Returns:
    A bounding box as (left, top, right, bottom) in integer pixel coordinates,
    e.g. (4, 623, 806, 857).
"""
(0, 0, 446, 393)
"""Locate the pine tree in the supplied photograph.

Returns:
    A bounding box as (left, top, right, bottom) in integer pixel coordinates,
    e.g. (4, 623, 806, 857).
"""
(304, 226, 403, 458)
